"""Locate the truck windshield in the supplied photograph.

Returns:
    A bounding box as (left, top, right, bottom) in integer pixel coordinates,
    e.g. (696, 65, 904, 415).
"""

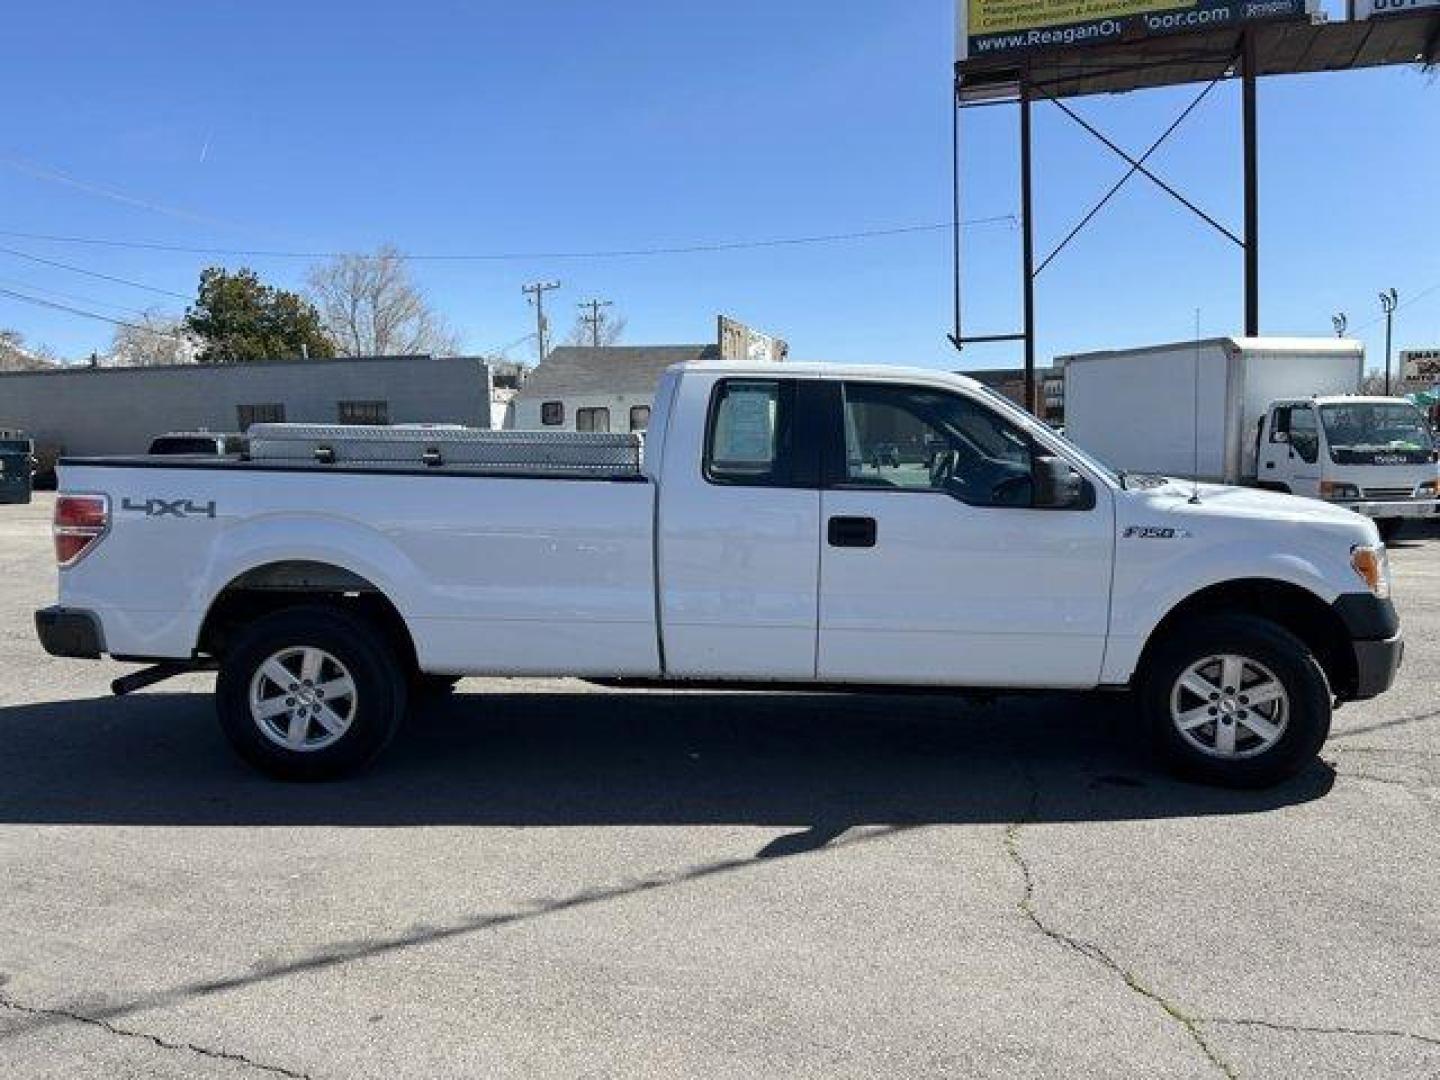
(1319, 403, 1434, 464)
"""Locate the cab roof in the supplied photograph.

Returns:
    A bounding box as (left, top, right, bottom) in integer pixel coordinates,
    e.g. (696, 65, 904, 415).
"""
(665, 361, 986, 392)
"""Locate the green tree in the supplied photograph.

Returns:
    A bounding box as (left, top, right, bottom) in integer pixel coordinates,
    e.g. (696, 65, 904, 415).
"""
(184, 267, 336, 363)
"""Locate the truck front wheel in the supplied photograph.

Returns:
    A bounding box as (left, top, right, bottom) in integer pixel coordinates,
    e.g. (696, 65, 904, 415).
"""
(215, 606, 407, 781)
(1140, 614, 1331, 788)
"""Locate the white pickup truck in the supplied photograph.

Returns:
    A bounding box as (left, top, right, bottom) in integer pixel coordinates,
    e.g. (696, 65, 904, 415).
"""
(36, 363, 1403, 787)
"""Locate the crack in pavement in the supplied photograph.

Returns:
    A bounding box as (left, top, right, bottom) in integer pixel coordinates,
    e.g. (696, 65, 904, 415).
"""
(1334, 770, 1440, 799)
(0, 991, 313, 1079)
(1197, 1016, 1440, 1049)
(1331, 708, 1440, 740)
(1003, 786, 1239, 1080)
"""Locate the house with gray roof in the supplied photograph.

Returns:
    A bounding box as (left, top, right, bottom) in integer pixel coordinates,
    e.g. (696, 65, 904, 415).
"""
(511, 344, 721, 432)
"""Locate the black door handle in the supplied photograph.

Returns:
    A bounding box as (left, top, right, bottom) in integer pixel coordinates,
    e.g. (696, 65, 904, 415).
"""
(828, 516, 877, 548)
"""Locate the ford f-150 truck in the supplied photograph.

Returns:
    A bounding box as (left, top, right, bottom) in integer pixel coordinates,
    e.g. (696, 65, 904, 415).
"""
(35, 363, 1403, 787)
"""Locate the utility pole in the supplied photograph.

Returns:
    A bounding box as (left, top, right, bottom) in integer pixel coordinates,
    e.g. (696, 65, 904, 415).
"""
(522, 280, 561, 363)
(1380, 288, 1399, 395)
(1331, 313, 1347, 339)
(578, 298, 614, 349)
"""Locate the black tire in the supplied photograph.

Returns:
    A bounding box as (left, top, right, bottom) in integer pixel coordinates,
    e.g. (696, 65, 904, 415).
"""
(1140, 614, 1331, 789)
(1376, 519, 1404, 544)
(215, 605, 407, 781)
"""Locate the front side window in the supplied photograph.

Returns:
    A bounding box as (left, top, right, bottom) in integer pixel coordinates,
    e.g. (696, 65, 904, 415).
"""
(1288, 406, 1319, 465)
(576, 407, 611, 433)
(840, 382, 1035, 507)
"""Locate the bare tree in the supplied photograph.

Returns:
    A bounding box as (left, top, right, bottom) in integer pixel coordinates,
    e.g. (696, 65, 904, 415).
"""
(306, 245, 460, 357)
(564, 306, 627, 347)
(1359, 369, 1395, 396)
(0, 328, 56, 371)
(108, 311, 199, 367)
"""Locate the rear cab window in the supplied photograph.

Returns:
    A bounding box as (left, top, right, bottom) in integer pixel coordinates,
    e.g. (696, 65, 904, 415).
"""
(703, 378, 827, 487)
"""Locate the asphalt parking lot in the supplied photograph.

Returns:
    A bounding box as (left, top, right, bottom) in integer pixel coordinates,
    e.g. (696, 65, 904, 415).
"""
(1, 493, 1436, 1079)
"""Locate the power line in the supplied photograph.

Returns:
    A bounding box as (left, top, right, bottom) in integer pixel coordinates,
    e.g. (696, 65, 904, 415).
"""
(0, 286, 186, 339)
(0, 274, 159, 317)
(0, 215, 1018, 263)
(0, 244, 190, 300)
(1352, 280, 1440, 332)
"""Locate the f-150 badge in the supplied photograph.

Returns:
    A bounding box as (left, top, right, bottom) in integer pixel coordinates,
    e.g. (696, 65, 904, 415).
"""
(121, 497, 217, 519)
(1123, 526, 1191, 540)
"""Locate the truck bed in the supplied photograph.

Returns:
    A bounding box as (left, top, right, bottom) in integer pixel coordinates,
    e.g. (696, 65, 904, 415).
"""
(57, 457, 661, 676)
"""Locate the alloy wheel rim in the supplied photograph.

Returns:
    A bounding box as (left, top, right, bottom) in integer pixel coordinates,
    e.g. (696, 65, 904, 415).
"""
(248, 646, 357, 752)
(1169, 653, 1289, 760)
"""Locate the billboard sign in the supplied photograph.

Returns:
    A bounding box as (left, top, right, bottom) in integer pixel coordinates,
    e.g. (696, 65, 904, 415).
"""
(1351, 0, 1439, 18)
(958, 0, 1312, 63)
(717, 315, 789, 365)
(1402, 348, 1440, 384)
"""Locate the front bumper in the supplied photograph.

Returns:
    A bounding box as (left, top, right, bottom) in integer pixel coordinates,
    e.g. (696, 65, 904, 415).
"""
(34, 606, 104, 659)
(1351, 634, 1404, 700)
(1332, 594, 1402, 701)
(1334, 498, 1438, 520)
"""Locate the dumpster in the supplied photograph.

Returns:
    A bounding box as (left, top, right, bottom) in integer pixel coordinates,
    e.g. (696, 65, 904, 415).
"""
(0, 437, 35, 505)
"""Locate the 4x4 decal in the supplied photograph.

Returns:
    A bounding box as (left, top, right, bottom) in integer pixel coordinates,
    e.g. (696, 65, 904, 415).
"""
(121, 497, 217, 519)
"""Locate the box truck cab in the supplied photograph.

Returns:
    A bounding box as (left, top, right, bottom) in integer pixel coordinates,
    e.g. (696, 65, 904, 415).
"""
(1258, 396, 1438, 540)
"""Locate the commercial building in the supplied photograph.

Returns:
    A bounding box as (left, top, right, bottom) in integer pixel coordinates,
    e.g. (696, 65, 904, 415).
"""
(959, 366, 1066, 422)
(0, 354, 505, 458)
(511, 344, 721, 432)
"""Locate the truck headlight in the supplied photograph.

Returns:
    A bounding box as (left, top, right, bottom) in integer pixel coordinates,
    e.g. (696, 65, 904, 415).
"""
(1351, 544, 1392, 600)
(1417, 480, 1438, 498)
(1320, 481, 1361, 501)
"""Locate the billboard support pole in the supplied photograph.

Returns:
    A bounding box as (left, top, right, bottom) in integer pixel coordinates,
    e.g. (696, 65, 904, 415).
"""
(950, 82, 964, 352)
(1243, 30, 1260, 337)
(1020, 80, 1037, 416)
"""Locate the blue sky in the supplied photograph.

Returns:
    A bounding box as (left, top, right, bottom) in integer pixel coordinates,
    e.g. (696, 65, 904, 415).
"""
(0, 0, 1436, 373)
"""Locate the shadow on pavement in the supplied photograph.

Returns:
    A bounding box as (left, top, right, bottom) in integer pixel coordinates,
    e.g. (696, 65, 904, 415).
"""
(0, 688, 1333, 827)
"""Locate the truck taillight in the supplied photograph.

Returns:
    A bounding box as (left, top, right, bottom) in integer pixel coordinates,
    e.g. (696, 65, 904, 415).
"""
(54, 493, 110, 567)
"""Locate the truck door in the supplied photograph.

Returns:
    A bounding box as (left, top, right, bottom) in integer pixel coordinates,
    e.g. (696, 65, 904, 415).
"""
(1260, 405, 1322, 496)
(816, 381, 1114, 687)
(656, 375, 822, 680)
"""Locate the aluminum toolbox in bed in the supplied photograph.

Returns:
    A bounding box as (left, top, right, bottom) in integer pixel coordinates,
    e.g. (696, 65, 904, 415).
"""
(246, 424, 644, 475)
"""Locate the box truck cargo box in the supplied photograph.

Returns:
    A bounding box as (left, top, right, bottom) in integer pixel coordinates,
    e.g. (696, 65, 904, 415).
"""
(1064, 338, 1363, 484)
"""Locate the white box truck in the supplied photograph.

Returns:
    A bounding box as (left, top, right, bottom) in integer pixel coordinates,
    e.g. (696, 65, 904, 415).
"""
(1063, 337, 1439, 541)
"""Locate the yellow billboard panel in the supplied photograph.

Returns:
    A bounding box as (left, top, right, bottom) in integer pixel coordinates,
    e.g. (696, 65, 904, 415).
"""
(958, 0, 1312, 61)
(969, 0, 1189, 35)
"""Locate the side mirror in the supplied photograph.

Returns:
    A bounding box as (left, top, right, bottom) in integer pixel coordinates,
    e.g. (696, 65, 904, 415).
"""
(1033, 455, 1094, 510)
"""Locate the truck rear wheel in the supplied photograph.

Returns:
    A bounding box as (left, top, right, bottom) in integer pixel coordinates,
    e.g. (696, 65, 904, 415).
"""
(215, 606, 407, 781)
(1140, 614, 1331, 788)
